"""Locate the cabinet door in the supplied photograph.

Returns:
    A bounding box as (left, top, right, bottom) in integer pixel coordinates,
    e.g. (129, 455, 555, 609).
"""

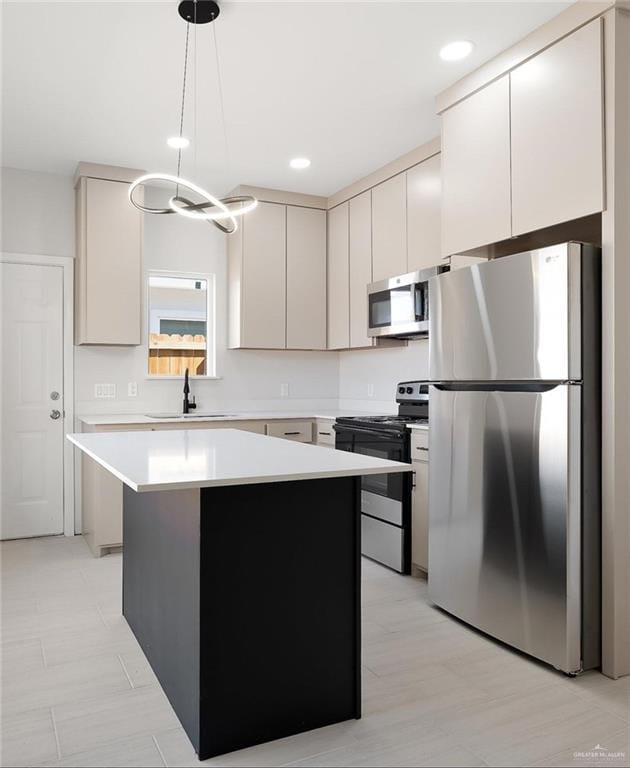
(349, 190, 374, 349)
(314, 419, 335, 446)
(411, 456, 429, 572)
(327, 202, 350, 349)
(441, 76, 512, 256)
(511, 19, 603, 236)
(286, 206, 326, 349)
(372, 173, 407, 281)
(80, 177, 142, 344)
(241, 202, 286, 349)
(407, 155, 442, 272)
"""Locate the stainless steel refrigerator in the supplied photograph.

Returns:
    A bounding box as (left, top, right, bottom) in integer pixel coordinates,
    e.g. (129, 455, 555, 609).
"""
(428, 243, 601, 674)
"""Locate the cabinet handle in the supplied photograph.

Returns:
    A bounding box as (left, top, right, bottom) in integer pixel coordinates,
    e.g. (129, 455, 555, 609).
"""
(318, 431, 332, 436)
(284, 431, 301, 436)
(415, 446, 429, 452)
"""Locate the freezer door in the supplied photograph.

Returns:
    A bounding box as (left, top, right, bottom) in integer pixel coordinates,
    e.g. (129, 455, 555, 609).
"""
(429, 244, 583, 381)
(428, 384, 582, 673)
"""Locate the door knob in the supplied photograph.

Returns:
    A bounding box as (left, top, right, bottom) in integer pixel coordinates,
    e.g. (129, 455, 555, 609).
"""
(50, 410, 61, 420)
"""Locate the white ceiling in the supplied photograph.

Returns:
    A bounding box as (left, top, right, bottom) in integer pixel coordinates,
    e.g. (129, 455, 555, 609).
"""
(2, 1, 570, 196)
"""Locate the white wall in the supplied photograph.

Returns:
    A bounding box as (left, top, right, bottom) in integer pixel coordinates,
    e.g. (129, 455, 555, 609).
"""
(1, 167, 75, 257)
(338, 341, 430, 413)
(1, 167, 340, 416)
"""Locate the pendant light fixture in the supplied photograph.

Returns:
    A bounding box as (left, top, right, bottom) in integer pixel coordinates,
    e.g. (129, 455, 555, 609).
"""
(129, 0, 256, 234)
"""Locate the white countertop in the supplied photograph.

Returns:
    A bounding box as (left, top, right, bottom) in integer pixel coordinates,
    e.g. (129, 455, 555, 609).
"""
(78, 410, 375, 427)
(67, 428, 411, 492)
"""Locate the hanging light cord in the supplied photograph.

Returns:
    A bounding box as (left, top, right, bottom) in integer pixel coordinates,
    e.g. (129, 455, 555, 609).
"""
(212, 18, 231, 183)
(193, 10, 198, 174)
(176, 20, 191, 181)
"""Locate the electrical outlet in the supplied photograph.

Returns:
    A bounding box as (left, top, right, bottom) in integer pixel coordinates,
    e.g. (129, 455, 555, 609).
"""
(367, 383, 375, 398)
(280, 383, 289, 397)
(127, 382, 138, 398)
(94, 383, 116, 399)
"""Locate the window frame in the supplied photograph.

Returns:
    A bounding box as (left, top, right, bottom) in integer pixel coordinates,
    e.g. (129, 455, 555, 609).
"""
(145, 269, 218, 379)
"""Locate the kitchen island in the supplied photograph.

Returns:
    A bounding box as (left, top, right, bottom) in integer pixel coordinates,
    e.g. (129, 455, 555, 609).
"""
(67, 428, 410, 759)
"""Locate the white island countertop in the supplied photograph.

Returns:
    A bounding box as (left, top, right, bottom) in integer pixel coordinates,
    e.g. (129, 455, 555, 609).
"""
(67, 428, 411, 492)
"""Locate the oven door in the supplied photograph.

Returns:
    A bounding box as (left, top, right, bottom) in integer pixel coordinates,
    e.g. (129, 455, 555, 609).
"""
(334, 425, 409, 524)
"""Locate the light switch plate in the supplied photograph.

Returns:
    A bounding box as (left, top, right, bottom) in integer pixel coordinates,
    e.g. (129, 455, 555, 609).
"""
(280, 383, 289, 397)
(367, 383, 375, 397)
(127, 382, 138, 398)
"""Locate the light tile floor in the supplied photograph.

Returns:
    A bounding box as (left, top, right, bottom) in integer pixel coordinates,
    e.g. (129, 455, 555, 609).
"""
(1, 535, 628, 768)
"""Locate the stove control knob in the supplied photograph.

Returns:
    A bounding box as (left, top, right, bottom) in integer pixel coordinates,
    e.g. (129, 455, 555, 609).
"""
(398, 386, 405, 394)
(406, 386, 413, 394)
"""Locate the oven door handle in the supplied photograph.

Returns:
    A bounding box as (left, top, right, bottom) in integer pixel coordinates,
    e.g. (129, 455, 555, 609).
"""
(333, 424, 405, 440)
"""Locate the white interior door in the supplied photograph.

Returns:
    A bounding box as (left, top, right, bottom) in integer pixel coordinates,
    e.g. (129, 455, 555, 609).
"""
(1, 262, 64, 539)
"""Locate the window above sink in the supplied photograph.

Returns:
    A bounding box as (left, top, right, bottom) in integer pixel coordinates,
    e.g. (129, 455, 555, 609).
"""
(147, 271, 216, 378)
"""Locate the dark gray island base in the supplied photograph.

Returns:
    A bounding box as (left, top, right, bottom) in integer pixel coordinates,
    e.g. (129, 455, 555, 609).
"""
(122, 476, 362, 760)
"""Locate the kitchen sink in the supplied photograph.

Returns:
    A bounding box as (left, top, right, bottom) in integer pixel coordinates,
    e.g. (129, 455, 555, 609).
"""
(145, 413, 236, 419)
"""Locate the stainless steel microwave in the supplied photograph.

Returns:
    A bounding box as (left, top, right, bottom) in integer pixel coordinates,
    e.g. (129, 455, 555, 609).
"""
(367, 265, 447, 339)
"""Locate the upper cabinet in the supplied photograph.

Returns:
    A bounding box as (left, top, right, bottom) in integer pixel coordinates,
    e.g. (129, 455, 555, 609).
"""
(406, 154, 442, 272)
(510, 19, 603, 236)
(230, 201, 286, 350)
(229, 199, 327, 350)
(372, 174, 407, 281)
(75, 173, 143, 345)
(325, 149, 444, 350)
(441, 76, 512, 257)
(440, 19, 604, 255)
(327, 202, 350, 350)
(286, 207, 326, 350)
(349, 191, 374, 349)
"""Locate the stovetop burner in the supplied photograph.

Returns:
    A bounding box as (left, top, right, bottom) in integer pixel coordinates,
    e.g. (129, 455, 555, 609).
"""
(335, 381, 429, 433)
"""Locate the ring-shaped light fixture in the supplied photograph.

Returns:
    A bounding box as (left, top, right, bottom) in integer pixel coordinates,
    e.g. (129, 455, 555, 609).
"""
(172, 196, 237, 233)
(168, 189, 258, 222)
(128, 173, 257, 233)
(128, 2, 257, 235)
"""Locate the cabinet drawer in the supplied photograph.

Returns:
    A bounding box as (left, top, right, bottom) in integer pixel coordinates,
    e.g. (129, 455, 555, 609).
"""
(361, 515, 404, 573)
(411, 430, 429, 453)
(266, 421, 313, 443)
(314, 419, 335, 446)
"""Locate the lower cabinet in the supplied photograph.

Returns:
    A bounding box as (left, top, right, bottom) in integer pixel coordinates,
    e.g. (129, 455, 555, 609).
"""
(314, 418, 336, 447)
(81, 451, 123, 559)
(80, 418, 314, 556)
(411, 430, 429, 574)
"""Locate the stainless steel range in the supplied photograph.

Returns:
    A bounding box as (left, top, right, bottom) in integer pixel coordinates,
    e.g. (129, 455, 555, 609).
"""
(334, 382, 429, 573)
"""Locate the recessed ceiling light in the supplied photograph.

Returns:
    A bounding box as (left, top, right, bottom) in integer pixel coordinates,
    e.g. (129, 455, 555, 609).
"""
(167, 136, 190, 149)
(439, 40, 474, 62)
(290, 157, 311, 170)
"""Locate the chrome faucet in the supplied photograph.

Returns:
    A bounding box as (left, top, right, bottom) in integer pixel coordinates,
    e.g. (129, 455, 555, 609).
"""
(183, 368, 197, 414)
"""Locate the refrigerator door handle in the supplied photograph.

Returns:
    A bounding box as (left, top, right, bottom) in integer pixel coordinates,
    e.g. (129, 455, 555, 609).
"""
(430, 381, 564, 393)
